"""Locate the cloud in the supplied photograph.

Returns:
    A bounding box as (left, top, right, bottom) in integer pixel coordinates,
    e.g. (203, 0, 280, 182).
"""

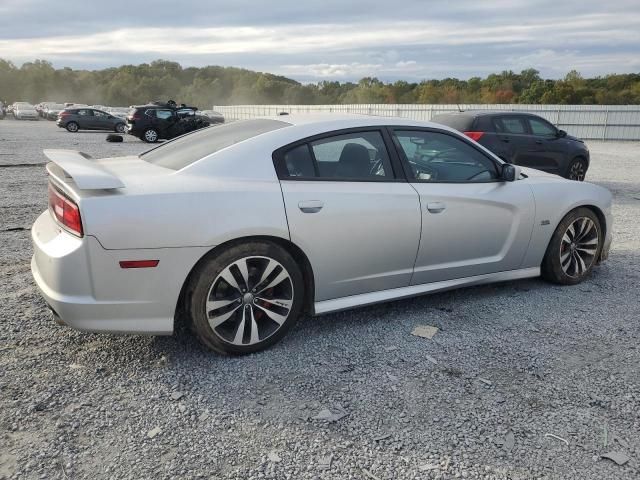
(0, 1, 638, 80)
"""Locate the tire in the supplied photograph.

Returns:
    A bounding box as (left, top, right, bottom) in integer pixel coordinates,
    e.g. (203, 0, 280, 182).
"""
(566, 157, 587, 181)
(541, 207, 603, 285)
(106, 134, 123, 143)
(187, 241, 304, 355)
(115, 123, 126, 133)
(142, 128, 159, 143)
(66, 122, 79, 133)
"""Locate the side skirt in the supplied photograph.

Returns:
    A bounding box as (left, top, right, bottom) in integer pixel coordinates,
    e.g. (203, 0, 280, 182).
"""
(313, 267, 540, 315)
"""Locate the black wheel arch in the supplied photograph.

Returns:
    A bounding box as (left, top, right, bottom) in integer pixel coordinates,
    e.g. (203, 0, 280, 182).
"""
(173, 235, 315, 333)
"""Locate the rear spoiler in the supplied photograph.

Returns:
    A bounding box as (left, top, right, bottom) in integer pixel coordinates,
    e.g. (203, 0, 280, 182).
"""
(43, 149, 125, 189)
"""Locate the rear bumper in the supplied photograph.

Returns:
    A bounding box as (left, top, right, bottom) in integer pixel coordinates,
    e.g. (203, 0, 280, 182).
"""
(31, 210, 210, 334)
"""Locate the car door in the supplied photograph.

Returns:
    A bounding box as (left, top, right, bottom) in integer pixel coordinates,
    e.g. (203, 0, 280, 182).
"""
(76, 109, 95, 129)
(92, 110, 112, 130)
(524, 116, 566, 173)
(155, 109, 179, 137)
(492, 115, 532, 165)
(275, 129, 422, 302)
(391, 128, 535, 285)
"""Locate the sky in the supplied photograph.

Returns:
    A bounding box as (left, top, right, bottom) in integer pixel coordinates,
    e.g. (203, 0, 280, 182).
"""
(0, 0, 639, 82)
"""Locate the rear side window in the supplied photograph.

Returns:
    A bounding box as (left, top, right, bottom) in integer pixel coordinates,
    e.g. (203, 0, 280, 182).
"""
(494, 116, 526, 134)
(141, 119, 290, 170)
(279, 131, 394, 180)
(77, 109, 93, 116)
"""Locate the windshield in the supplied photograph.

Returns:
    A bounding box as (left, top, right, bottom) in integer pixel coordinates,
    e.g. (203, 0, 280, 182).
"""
(140, 119, 290, 170)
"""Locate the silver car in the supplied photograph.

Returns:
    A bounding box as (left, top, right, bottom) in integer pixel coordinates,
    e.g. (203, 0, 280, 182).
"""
(31, 115, 612, 354)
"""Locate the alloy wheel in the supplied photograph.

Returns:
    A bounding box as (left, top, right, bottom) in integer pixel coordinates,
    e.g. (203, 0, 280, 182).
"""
(559, 217, 599, 277)
(144, 129, 158, 142)
(67, 122, 78, 132)
(569, 160, 586, 181)
(205, 256, 294, 346)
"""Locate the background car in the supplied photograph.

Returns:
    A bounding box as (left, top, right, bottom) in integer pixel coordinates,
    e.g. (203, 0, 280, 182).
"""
(126, 103, 211, 142)
(431, 111, 590, 181)
(199, 109, 225, 124)
(44, 103, 65, 120)
(13, 103, 39, 120)
(56, 107, 126, 133)
(105, 107, 129, 119)
(31, 115, 612, 356)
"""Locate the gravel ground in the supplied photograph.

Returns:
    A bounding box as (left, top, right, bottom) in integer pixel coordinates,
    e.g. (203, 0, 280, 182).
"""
(1, 118, 639, 480)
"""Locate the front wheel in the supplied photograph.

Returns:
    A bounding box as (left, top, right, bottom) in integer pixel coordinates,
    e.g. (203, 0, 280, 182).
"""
(541, 208, 603, 285)
(187, 242, 304, 355)
(115, 123, 126, 133)
(142, 128, 158, 143)
(567, 157, 587, 181)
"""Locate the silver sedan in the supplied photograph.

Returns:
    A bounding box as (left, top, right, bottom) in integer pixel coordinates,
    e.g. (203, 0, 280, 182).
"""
(31, 115, 613, 354)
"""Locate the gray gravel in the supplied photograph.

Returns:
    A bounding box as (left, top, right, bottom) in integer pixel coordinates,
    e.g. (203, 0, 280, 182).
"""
(1, 118, 639, 479)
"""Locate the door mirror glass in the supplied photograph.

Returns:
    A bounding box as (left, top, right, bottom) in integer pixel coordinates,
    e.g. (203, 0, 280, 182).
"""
(501, 163, 521, 182)
(557, 129, 567, 138)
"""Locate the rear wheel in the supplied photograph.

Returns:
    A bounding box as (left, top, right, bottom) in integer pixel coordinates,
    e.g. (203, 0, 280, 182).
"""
(142, 128, 158, 143)
(187, 242, 304, 355)
(66, 122, 79, 132)
(567, 157, 587, 181)
(541, 208, 603, 285)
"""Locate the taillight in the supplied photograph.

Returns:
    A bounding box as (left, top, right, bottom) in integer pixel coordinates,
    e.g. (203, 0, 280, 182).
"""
(59, 111, 71, 118)
(464, 131, 485, 142)
(48, 183, 83, 237)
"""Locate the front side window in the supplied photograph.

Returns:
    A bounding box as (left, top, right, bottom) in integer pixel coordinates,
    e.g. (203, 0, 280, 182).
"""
(394, 130, 499, 183)
(528, 117, 557, 137)
(93, 110, 108, 118)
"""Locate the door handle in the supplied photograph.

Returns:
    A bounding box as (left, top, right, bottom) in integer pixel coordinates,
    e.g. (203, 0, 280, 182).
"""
(501, 138, 510, 143)
(298, 200, 324, 213)
(426, 202, 446, 214)
(535, 140, 543, 144)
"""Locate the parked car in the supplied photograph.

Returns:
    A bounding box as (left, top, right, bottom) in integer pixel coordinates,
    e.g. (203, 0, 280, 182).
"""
(125, 103, 212, 142)
(44, 103, 65, 120)
(13, 103, 39, 120)
(431, 111, 590, 181)
(31, 115, 612, 355)
(199, 110, 225, 124)
(56, 108, 126, 133)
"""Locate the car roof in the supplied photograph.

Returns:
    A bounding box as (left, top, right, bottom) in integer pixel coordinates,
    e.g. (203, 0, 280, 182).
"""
(434, 110, 540, 118)
(259, 113, 448, 130)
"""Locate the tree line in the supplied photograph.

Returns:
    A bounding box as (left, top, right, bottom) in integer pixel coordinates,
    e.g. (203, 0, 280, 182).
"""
(1, 59, 639, 108)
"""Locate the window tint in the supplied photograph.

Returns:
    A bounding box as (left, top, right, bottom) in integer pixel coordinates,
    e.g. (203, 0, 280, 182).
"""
(528, 117, 556, 136)
(156, 109, 174, 120)
(394, 130, 499, 183)
(283, 144, 316, 177)
(495, 116, 526, 134)
(144, 109, 156, 117)
(141, 119, 290, 170)
(93, 110, 108, 118)
(309, 131, 393, 179)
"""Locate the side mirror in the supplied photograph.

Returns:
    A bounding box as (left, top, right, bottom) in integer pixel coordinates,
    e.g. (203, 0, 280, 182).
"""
(501, 163, 521, 182)
(557, 129, 567, 138)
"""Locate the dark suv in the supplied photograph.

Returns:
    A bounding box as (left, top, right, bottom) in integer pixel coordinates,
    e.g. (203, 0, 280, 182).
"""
(431, 111, 590, 180)
(56, 108, 127, 133)
(126, 103, 220, 143)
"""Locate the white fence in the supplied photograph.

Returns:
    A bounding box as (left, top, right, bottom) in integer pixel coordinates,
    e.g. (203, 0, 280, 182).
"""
(212, 104, 640, 140)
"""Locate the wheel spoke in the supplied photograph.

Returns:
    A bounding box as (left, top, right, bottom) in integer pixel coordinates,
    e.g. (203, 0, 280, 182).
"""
(254, 304, 288, 325)
(236, 259, 250, 290)
(560, 250, 572, 266)
(258, 270, 290, 294)
(209, 304, 241, 328)
(576, 246, 597, 255)
(249, 306, 260, 344)
(220, 268, 241, 292)
(233, 307, 247, 345)
(257, 259, 278, 286)
(206, 298, 239, 311)
(574, 252, 586, 274)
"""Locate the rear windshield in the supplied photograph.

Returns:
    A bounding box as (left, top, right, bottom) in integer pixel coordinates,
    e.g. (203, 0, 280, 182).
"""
(430, 114, 475, 132)
(140, 119, 290, 170)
